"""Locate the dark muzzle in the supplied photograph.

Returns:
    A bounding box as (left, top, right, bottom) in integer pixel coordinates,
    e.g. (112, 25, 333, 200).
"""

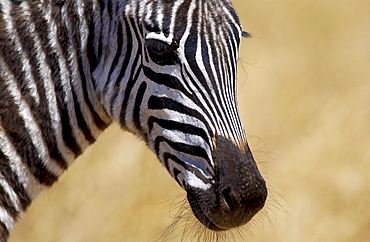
(186, 135, 267, 231)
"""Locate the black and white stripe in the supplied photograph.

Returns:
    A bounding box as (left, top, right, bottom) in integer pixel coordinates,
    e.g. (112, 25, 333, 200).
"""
(0, 0, 249, 239)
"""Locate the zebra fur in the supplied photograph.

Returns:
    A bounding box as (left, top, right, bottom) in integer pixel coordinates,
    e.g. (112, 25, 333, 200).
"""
(0, 0, 267, 240)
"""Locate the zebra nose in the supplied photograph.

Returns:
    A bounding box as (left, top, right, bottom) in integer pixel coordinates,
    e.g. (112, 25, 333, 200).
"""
(219, 187, 238, 214)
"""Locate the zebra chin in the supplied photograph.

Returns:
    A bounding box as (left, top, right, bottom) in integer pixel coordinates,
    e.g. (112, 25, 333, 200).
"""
(185, 135, 267, 231)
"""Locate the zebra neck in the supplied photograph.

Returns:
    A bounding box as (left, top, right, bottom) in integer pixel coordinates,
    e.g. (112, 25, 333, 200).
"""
(0, 0, 117, 234)
(87, 1, 146, 135)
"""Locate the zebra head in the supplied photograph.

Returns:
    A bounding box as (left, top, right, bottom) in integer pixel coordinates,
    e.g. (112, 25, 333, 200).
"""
(89, 0, 267, 232)
(98, 0, 267, 231)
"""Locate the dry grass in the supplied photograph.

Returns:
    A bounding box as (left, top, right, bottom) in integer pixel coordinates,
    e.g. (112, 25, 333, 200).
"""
(10, 1, 370, 241)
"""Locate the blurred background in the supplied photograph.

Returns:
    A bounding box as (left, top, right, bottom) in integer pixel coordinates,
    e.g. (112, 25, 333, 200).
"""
(10, 0, 370, 241)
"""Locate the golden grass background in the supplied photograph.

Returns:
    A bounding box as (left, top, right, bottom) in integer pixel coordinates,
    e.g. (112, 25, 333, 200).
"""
(10, 1, 370, 241)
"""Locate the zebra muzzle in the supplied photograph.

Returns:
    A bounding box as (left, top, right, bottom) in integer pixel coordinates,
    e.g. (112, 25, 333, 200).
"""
(186, 135, 267, 230)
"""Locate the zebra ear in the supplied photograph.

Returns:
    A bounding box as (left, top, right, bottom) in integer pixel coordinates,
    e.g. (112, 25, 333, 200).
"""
(242, 31, 252, 38)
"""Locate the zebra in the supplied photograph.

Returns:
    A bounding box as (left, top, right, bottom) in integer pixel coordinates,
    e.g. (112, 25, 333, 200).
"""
(0, 0, 267, 240)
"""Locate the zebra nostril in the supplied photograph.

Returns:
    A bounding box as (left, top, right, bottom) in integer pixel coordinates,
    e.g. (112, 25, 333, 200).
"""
(219, 188, 238, 214)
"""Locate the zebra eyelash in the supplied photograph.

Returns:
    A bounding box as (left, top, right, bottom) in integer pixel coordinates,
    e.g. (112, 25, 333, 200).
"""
(145, 39, 180, 66)
(242, 31, 251, 38)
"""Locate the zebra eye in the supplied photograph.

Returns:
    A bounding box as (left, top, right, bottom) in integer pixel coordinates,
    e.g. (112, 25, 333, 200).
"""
(145, 39, 179, 66)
